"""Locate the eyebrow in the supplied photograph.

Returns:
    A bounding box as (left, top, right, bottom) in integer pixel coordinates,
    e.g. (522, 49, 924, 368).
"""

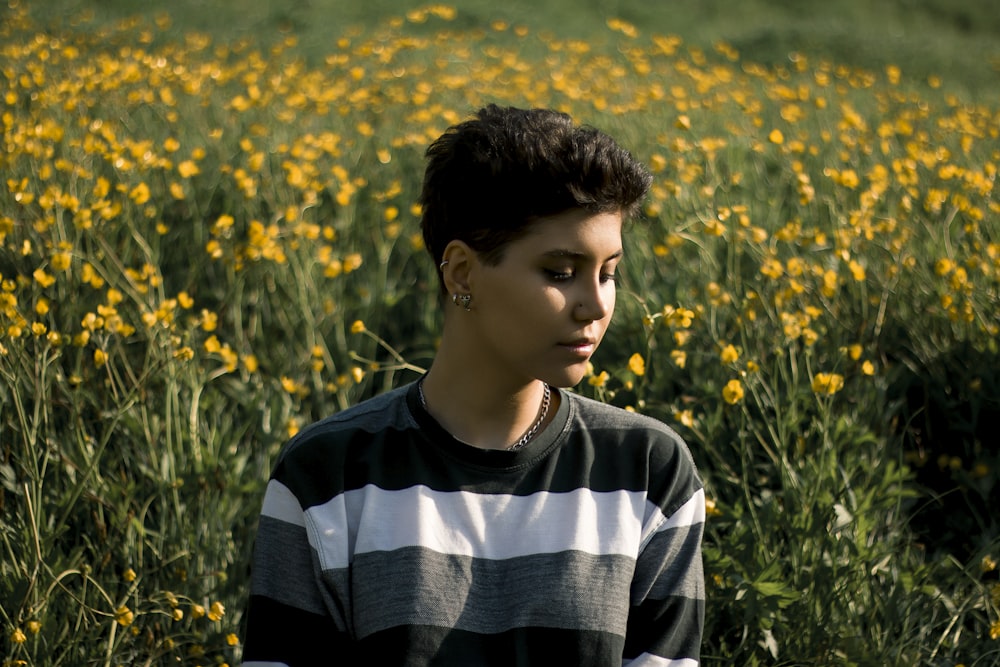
(541, 249, 624, 262)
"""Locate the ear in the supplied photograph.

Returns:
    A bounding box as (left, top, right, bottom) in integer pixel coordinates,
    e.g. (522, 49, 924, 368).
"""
(439, 240, 476, 295)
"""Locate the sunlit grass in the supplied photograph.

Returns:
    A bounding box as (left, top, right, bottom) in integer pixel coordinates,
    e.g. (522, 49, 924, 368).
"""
(1, 3, 998, 664)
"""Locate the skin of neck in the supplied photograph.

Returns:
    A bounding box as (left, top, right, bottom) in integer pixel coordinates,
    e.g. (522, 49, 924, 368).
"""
(419, 311, 555, 451)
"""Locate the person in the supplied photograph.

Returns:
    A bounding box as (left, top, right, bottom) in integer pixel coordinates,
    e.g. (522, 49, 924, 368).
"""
(241, 104, 705, 666)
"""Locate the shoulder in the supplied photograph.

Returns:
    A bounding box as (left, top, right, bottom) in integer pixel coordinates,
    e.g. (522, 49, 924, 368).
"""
(276, 383, 416, 465)
(266, 384, 419, 506)
(564, 390, 689, 452)
(562, 390, 702, 491)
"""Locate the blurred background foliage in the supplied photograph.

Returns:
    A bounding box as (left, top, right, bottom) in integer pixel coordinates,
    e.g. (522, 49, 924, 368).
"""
(2, 0, 999, 664)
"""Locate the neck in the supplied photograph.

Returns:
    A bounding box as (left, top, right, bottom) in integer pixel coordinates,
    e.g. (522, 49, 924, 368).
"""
(419, 351, 553, 451)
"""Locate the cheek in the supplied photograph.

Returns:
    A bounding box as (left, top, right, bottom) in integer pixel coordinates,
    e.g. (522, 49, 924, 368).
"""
(605, 286, 618, 316)
(535, 286, 571, 313)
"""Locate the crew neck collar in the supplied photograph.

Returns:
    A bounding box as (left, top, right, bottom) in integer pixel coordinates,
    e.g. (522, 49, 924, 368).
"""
(405, 381, 570, 470)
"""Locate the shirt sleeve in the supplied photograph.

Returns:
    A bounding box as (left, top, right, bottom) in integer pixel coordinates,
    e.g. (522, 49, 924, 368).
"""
(241, 478, 355, 666)
(622, 462, 706, 666)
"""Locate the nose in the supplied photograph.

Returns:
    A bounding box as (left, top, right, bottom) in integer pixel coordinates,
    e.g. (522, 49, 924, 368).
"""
(573, 275, 615, 322)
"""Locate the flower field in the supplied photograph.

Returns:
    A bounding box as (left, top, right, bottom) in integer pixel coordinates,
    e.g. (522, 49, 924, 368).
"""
(2, 2, 999, 664)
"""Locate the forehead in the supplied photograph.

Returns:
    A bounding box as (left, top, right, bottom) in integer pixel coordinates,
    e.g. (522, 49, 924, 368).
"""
(513, 209, 624, 254)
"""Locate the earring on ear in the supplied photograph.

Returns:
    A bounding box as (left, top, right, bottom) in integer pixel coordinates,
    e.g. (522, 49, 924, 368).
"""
(452, 293, 472, 311)
(439, 260, 449, 271)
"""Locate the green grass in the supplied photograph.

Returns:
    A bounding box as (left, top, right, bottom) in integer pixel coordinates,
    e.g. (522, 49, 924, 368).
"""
(2, 0, 999, 664)
(39, 0, 1000, 99)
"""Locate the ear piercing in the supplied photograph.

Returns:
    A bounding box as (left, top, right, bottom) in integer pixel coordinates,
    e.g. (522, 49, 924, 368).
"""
(440, 260, 470, 310)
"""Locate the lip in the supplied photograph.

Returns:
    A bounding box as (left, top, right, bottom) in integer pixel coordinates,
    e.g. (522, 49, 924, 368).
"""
(558, 338, 597, 356)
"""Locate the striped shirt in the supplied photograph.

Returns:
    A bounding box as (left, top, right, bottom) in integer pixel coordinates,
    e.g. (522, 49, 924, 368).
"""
(242, 382, 705, 666)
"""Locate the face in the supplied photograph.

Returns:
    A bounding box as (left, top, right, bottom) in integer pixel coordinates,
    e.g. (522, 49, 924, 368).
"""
(465, 208, 623, 389)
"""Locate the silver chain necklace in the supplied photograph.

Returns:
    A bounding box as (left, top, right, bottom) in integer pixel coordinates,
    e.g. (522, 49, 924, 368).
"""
(417, 379, 552, 451)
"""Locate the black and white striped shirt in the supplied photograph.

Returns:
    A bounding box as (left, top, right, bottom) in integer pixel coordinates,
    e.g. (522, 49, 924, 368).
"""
(243, 382, 704, 666)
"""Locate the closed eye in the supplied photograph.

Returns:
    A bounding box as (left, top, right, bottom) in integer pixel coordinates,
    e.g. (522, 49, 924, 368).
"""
(544, 269, 574, 282)
(544, 269, 618, 284)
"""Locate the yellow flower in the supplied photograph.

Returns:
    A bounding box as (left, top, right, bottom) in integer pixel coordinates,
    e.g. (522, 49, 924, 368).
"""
(720, 344, 739, 364)
(811, 372, 845, 395)
(26, 620, 41, 634)
(129, 182, 150, 205)
(11, 627, 27, 644)
(114, 606, 134, 627)
(760, 258, 783, 280)
(351, 366, 365, 384)
(207, 601, 225, 622)
(628, 352, 646, 376)
(343, 253, 363, 272)
(204, 335, 221, 353)
(350, 320, 366, 334)
(991, 619, 1000, 640)
(51, 251, 72, 272)
(722, 379, 744, 404)
(172, 608, 184, 621)
(670, 350, 687, 369)
(982, 555, 997, 573)
(674, 409, 694, 428)
(848, 260, 866, 281)
(178, 160, 200, 178)
(588, 370, 610, 387)
(861, 360, 875, 376)
(821, 269, 839, 297)
(206, 240, 223, 259)
(935, 258, 955, 276)
(33, 268, 56, 288)
(94, 349, 108, 367)
(768, 128, 784, 145)
(191, 603, 206, 619)
(226, 633, 240, 646)
(200, 310, 218, 332)
(705, 497, 723, 517)
(123, 568, 137, 582)
(840, 169, 860, 188)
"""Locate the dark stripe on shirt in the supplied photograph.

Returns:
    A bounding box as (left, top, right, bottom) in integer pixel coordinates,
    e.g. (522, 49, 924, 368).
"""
(242, 594, 352, 666)
(276, 386, 700, 513)
(624, 594, 705, 662)
(358, 623, 625, 667)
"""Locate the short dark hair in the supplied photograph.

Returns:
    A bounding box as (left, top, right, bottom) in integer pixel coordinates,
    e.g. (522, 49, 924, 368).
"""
(419, 104, 651, 277)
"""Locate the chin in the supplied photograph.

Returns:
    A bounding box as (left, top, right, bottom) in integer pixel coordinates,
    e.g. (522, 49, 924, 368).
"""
(544, 367, 589, 389)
